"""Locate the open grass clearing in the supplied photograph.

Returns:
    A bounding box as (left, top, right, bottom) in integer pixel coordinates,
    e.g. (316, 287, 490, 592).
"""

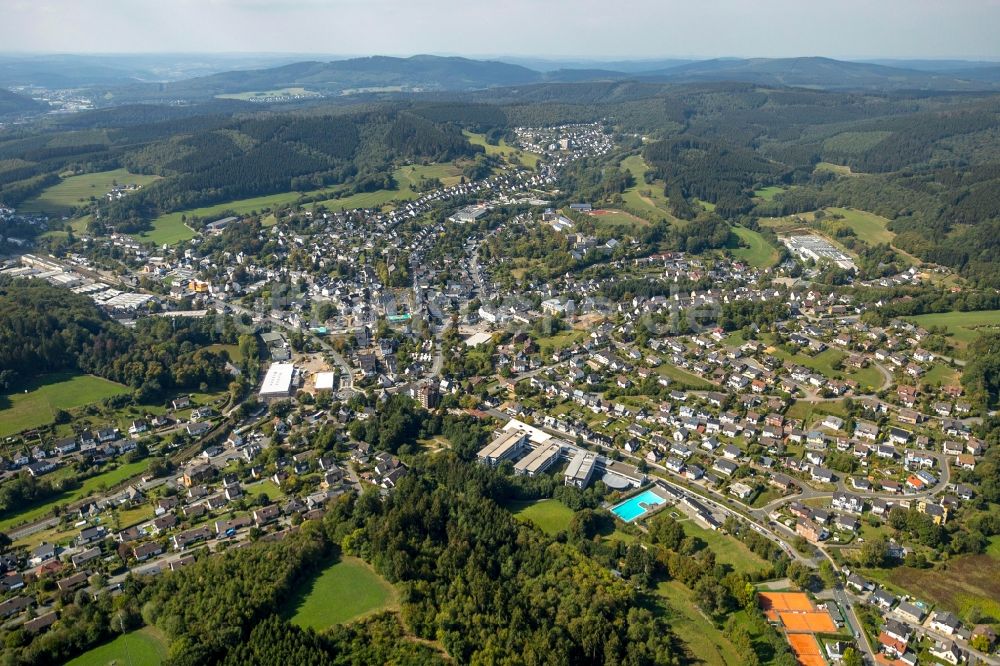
(285, 556, 397, 630)
(0, 372, 129, 437)
(65, 625, 168, 666)
(504, 498, 575, 536)
(587, 208, 651, 231)
(754, 186, 789, 201)
(203, 343, 243, 363)
(824, 207, 894, 246)
(731, 226, 779, 268)
(464, 131, 540, 169)
(679, 519, 767, 576)
(655, 362, 715, 390)
(19, 169, 160, 216)
(906, 310, 1000, 348)
(654, 580, 744, 665)
(868, 551, 1000, 623)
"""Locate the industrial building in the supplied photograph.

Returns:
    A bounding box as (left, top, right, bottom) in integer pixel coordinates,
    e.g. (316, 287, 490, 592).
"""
(259, 362, 296, 400)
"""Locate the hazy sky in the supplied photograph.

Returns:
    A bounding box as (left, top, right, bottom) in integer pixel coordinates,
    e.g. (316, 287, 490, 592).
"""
(3, 0, 999, 60)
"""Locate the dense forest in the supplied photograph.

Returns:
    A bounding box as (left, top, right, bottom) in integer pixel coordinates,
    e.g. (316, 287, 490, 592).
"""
(0, 278, 233, 402)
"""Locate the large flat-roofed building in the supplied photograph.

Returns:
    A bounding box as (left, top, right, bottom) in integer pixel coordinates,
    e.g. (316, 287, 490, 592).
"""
(477, 430, 529, 466)
(514, 442, 564, 476)
(259, 362, 295, 400)
(314, 372, 336, 391)
(564, 450, 597, 488)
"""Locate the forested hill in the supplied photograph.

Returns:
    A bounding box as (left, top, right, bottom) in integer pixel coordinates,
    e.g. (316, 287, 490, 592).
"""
(0, 279, 233, 403)
(0, 88, 45, 117)
(0, 107, 480, 232)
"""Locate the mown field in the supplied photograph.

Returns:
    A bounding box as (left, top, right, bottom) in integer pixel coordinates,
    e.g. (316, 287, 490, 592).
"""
(505, 498, 575, 536)
(65, 626, 168, 666)
(619, 155, 675, 222)
(907, 309, 1000, 347)
(0, 372, 129, 437)
(753, 185, 789, 201)
(731, 226, 779, 268)
(19, 168, 160, 216)
(823, 207, 894, 245)
(655, 363, 715, 390)
(286, 556, 397, 630)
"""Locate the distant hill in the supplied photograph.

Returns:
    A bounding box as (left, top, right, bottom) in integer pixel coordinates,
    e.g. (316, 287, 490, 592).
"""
(635, 57, 1000, 91)
(0, 88, 46, 117)
(107, 55, 543, 102)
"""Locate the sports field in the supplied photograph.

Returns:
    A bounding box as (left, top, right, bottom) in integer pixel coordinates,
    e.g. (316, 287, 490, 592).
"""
(0, 373, 129, 437)
(19, 169, 160, 216)
(286, 556, 396, 630)
(65, 626, 167, 666)
(506, 498, 575, 536)
(787, 633, 824, 666)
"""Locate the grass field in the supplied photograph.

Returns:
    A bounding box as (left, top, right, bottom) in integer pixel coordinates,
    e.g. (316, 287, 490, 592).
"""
(824, 208, 894, 246)
(784, 400, 848, 426)
(464, 131, 540, 169)
(871, 550, 1000, 623)
(654, 580, 744, 665)
(142, 189, 329, 245)
(286, 556, 396, 630)
(203, 343, 243, 363)
(65, 626, 168, 666)
(754, 186, 788, 201)
(505, 498, 575, 536)
(0, 373, 129, 437)
(680, 520, 767, 576)
(216, 87, 313, 100)
(655, 363, 715, 390)
(395, 162, 465, 188)
(0, 459, 150, 532)
(731, 226, 780, 268)
(907, 310, 1000, 347)
(19, 169, 160, 216)
(813, 162, 855, 175)
(619, 155, 676, 221)
(589, 208, 651, 231)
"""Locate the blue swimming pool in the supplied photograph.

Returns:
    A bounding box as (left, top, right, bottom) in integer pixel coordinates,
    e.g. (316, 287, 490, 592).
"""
(610, 489, 667, 522)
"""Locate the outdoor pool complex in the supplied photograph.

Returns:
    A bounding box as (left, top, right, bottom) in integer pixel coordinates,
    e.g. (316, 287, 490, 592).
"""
(610, 489, 667, 522)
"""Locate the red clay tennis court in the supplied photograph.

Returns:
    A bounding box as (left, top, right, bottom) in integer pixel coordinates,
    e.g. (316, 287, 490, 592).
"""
(759, 591, 815, 613)
(779, 611, 838, 633)
(787, 634, 825, 666)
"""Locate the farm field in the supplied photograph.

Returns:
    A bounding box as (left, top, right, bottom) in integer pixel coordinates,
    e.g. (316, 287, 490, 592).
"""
(0, 373, 129, 437)
(65, 626, 168, 666)
(0, 459, 150, 532)
(679, 519, 767, 576)
(654, 580, 743, 665)
(907, 310, 1000, 348)
(19, 169, 160, 216)
(286, 556, 396, 630)
(464, 131, 540, 169)
(216, 87, 313, 100)
(505, 498, 575, 536)
(731, 226, 779, 268)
